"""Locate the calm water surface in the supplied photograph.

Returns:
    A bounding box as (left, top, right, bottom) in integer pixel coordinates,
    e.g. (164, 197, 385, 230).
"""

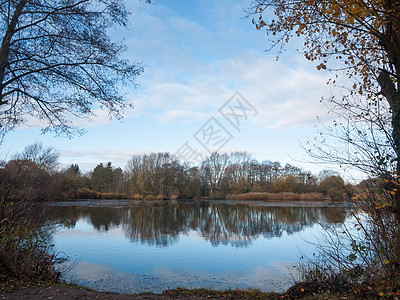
(48, 200, 352, 293)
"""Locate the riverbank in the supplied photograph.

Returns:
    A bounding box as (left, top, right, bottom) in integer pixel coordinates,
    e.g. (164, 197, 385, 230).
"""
(0, 278, 280, 299)
(225, 192, 324, 201)
(0, 280, 384, 299)
(1, 286, 279, 300)
(60, 191, 347, 202)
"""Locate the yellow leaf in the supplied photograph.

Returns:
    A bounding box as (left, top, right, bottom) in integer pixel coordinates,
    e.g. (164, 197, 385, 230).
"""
(316, 63, 327, 70)
(383, 259, 389, 264)
(301, 288, 304, 292)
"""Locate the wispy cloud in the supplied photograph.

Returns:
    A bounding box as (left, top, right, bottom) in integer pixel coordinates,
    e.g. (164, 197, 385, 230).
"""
(60, 149, 155, 171)
(119, 51, 333, 129)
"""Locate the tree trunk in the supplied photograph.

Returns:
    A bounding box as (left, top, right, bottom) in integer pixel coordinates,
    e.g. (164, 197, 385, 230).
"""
(377, 69, 400, 221)
(393, 108, 400, 220)
(0, 0, 27, 104)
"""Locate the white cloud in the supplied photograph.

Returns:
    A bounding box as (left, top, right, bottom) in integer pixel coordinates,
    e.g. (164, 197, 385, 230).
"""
(116, 1, 337, 130)
(117, 51, 333, 129)
(218, 51, 333, 128)
(60, 149, 156, 171)
(154, 110, 210, 124)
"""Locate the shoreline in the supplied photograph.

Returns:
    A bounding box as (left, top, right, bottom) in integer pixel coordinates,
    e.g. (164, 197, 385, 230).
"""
(1, 280, 381, 299)
(43, 198, 354, 209)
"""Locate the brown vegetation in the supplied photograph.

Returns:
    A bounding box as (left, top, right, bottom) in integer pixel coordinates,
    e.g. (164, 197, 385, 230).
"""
(74, 188, 127, 200)
(0, 201, 63, 283)
(226, 192, 324, 201)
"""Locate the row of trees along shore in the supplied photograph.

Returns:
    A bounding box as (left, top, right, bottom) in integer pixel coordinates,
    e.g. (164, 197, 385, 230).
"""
(0, 143, 354, 202)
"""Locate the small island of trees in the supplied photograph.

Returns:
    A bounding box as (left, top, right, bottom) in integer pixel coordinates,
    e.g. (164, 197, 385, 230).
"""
(1, 143, 353, 202)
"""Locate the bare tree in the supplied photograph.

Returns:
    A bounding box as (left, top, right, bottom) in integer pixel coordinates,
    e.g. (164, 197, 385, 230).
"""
(201, 152, 229, 198)
(14, 142, 59, 173)
(0, 0, 144, 137)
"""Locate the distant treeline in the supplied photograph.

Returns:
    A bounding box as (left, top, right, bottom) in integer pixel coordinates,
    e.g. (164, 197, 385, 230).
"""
(0, 143, 354, 201)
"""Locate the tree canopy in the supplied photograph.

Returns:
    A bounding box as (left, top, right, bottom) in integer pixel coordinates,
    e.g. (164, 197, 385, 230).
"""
(0, 0, 143, 138)
(250, 0, 399, 93)
(250, 0, 400, 212)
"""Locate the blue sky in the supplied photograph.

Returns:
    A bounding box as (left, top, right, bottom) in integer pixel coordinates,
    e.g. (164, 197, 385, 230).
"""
(1, 0, 345, 176)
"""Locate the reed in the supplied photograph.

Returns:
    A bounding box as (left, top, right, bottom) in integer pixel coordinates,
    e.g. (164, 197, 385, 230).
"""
(75, 188, 127, 200)
(226, 192, 323, 201)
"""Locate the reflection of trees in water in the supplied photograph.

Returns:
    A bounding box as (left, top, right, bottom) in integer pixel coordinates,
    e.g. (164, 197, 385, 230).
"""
(123, 205, 186, 247)
(198, 205, 332, 246)
(46, 206, 125, 231)
(49, 202, 348, 247)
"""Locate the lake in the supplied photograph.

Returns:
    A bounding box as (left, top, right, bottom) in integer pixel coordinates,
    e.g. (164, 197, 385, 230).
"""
(47, 199, 353, 294)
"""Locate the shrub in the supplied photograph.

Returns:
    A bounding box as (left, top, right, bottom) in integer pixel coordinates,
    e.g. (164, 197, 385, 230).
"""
(0, 200, 65, 282)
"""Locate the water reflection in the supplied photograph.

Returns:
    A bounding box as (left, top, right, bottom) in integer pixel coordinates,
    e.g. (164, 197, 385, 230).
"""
(48, 201, 348, 247)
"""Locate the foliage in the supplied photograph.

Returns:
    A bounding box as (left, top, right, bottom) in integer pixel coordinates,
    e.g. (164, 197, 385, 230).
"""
(319, 175, 349, 201)
(0, 142, 355, 208)
(297, 192, 400, 295)
(249, 0, 400, 212)
(0, 146, 350, 201)
(0, 143, 69, 282)
(0, 143, 61, 201)
(123, 151, 345, 200)
(249, 0, 400, 291)
(250, 0, 399, 99)
(0, 0, 143, 138)
(89, 162, 123, 193)
(0, 159, 67, 282)
(273, 174, 300, 193)
(0, 201, 65, 282)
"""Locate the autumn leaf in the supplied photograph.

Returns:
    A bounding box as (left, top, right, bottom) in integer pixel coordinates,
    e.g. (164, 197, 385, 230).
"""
(316, 63, 327, 70)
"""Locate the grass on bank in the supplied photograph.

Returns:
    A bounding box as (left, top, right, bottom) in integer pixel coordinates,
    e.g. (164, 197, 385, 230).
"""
(2, 278, 389, 299)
